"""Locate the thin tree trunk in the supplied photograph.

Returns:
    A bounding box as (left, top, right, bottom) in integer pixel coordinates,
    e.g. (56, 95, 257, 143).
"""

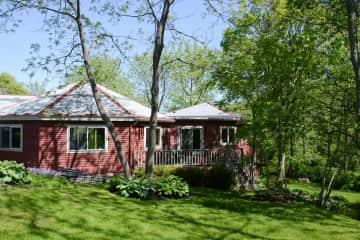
(145, 0, 173, 179)
(276, 133, 286, 187)
(71, 0, 131, 179)
(345, 0, 360, 116)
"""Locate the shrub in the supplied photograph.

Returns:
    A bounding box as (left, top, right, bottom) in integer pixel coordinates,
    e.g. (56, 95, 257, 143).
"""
(325, 195, 350, 212)
(133, 166, 177, 178)
(332, 172, 360, 191)
(108, 175, 189, 199)
(0, 160, 32, 184)
(154, 175, 189, 198)
(286, 159, 323, 183)
(174, 165, 234, 190)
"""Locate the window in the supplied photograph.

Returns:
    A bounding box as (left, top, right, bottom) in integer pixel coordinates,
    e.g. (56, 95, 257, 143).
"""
(179, 126, 203, 150)
(68, 126, 106, 152)
(144, 127, 161, 149)
(0, 125, 22, 151)
(220, 126, 236, 145)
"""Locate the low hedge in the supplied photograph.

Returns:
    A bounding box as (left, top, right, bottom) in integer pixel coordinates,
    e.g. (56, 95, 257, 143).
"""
(174, 165, 235, 190)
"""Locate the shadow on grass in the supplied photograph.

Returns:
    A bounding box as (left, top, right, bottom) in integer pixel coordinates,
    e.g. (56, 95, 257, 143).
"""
(1, 184, 359, 240)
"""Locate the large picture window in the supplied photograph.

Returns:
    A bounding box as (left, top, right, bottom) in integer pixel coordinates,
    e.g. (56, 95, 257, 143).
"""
(144, 127, 161, 149)
(68, 126, 106, 152)
(0, 125, 22, 151)
(220, 126, 236, 145)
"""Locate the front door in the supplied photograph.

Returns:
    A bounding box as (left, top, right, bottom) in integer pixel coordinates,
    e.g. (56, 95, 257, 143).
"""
(180, 127, 203, 150)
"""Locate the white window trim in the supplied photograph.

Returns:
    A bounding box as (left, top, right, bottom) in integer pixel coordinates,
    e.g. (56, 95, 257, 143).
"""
(220, 126, 237, 145)
(144, 126, 162, 150)
(0, 124, 23, 152)
(178, 126, 204, 150)
(67, 125, 108, 153)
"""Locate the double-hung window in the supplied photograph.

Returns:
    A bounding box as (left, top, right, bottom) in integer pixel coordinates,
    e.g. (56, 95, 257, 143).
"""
(0, 125, 22, 151)
(220, 126, 236, 145)
(68, 126, 107, 152)
(144, 127, 161, 149)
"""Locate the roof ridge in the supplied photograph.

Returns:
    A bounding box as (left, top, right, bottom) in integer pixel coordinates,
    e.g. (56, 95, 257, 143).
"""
(37, 82, 82, 116)
(96, 85, 131, 114)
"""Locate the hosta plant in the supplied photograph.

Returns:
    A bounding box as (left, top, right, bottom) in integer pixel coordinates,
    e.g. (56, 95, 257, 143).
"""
(0, 160, 32, 184)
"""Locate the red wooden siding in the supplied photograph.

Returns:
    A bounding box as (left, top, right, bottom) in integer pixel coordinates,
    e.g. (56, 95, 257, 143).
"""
(0, 120, 251, 174)
(0, 121, 39, 167)
(37, 121, 137, 174)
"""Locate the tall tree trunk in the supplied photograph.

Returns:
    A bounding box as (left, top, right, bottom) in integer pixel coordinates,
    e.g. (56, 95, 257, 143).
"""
(276, 133, 286, 187)
(345, 0, 360, 117)
(145, 0, 173, 179)
(277, 150, 286, 185)
(71, 0, 131, 179)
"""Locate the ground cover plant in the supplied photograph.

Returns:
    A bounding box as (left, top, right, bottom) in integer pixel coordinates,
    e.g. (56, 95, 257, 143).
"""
(0, 160, 32, 185)
(109, 175, 189, 199)
(0, 175, 359, 240)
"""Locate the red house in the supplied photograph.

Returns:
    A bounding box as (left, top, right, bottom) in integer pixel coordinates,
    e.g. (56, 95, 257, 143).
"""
(0, 83, 250, 174)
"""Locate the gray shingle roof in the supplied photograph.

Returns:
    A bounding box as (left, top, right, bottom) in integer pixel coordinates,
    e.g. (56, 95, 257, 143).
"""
(0, 83, 172, 122)
(0, 95, 36, 109)
(167, 103, 242, 121)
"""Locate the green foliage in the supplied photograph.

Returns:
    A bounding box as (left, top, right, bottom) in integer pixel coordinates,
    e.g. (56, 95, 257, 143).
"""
(30, 174, 69, 187)
(133, 166, 177, 178)
(66, 53, 132, 97)
(325, 195, 350, 212)
(113, 177, 154, 199)
(286, 158, 323, 183)
(0, 72, 28, 94)
(174, 165, 234, 190)
(154, 175, 189, 198)
(333, 172, 360, 191)
(253, 188, 316, 203)
(109, 175, 189, 199)
(0, 160, 32, 184)
(129, 40, 217, 110)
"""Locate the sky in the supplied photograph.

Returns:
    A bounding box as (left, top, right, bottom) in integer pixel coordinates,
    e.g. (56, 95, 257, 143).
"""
(0, 0, 229, 91)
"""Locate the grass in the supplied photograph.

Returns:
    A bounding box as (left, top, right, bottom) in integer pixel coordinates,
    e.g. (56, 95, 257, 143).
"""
(0, 176, 359, 240)
(289, 181, 360, 203)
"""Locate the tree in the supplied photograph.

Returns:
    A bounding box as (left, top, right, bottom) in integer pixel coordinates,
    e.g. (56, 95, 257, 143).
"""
(129, 41, 217, 111)
(0, 0, 132, 179)
(344, 0, 360, 117)
(214, 0, 324, 186)
(66, 53, 132, 96)
(0, 72, 28, 94)
(26, 80, 46, 96)
(144, 0, 175, 179)
(165, 41, 217, 110)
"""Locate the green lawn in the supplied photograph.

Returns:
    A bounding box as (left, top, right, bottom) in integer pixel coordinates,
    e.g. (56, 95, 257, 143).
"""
(0, 179, 359, 240)
(289, 181, 360, 203)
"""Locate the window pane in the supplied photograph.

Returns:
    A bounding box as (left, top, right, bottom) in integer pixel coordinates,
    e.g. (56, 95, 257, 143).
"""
(96, 128, 105, 149)
(156, 128, 160, 146)
(11, 128, 21, 148)
(88, 128, 96, 150)
(221, 128, 228, 144)
(193, 128, 201, 149)
(69, 128, 78, 150)
(145, 128, 150, 147)
(0, 127, 10, 148)
(229, 128, 235, 144)
(78, 128, 87, 150)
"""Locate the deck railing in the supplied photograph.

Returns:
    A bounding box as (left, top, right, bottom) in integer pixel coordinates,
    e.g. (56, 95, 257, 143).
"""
(134, 147, 243, 168)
